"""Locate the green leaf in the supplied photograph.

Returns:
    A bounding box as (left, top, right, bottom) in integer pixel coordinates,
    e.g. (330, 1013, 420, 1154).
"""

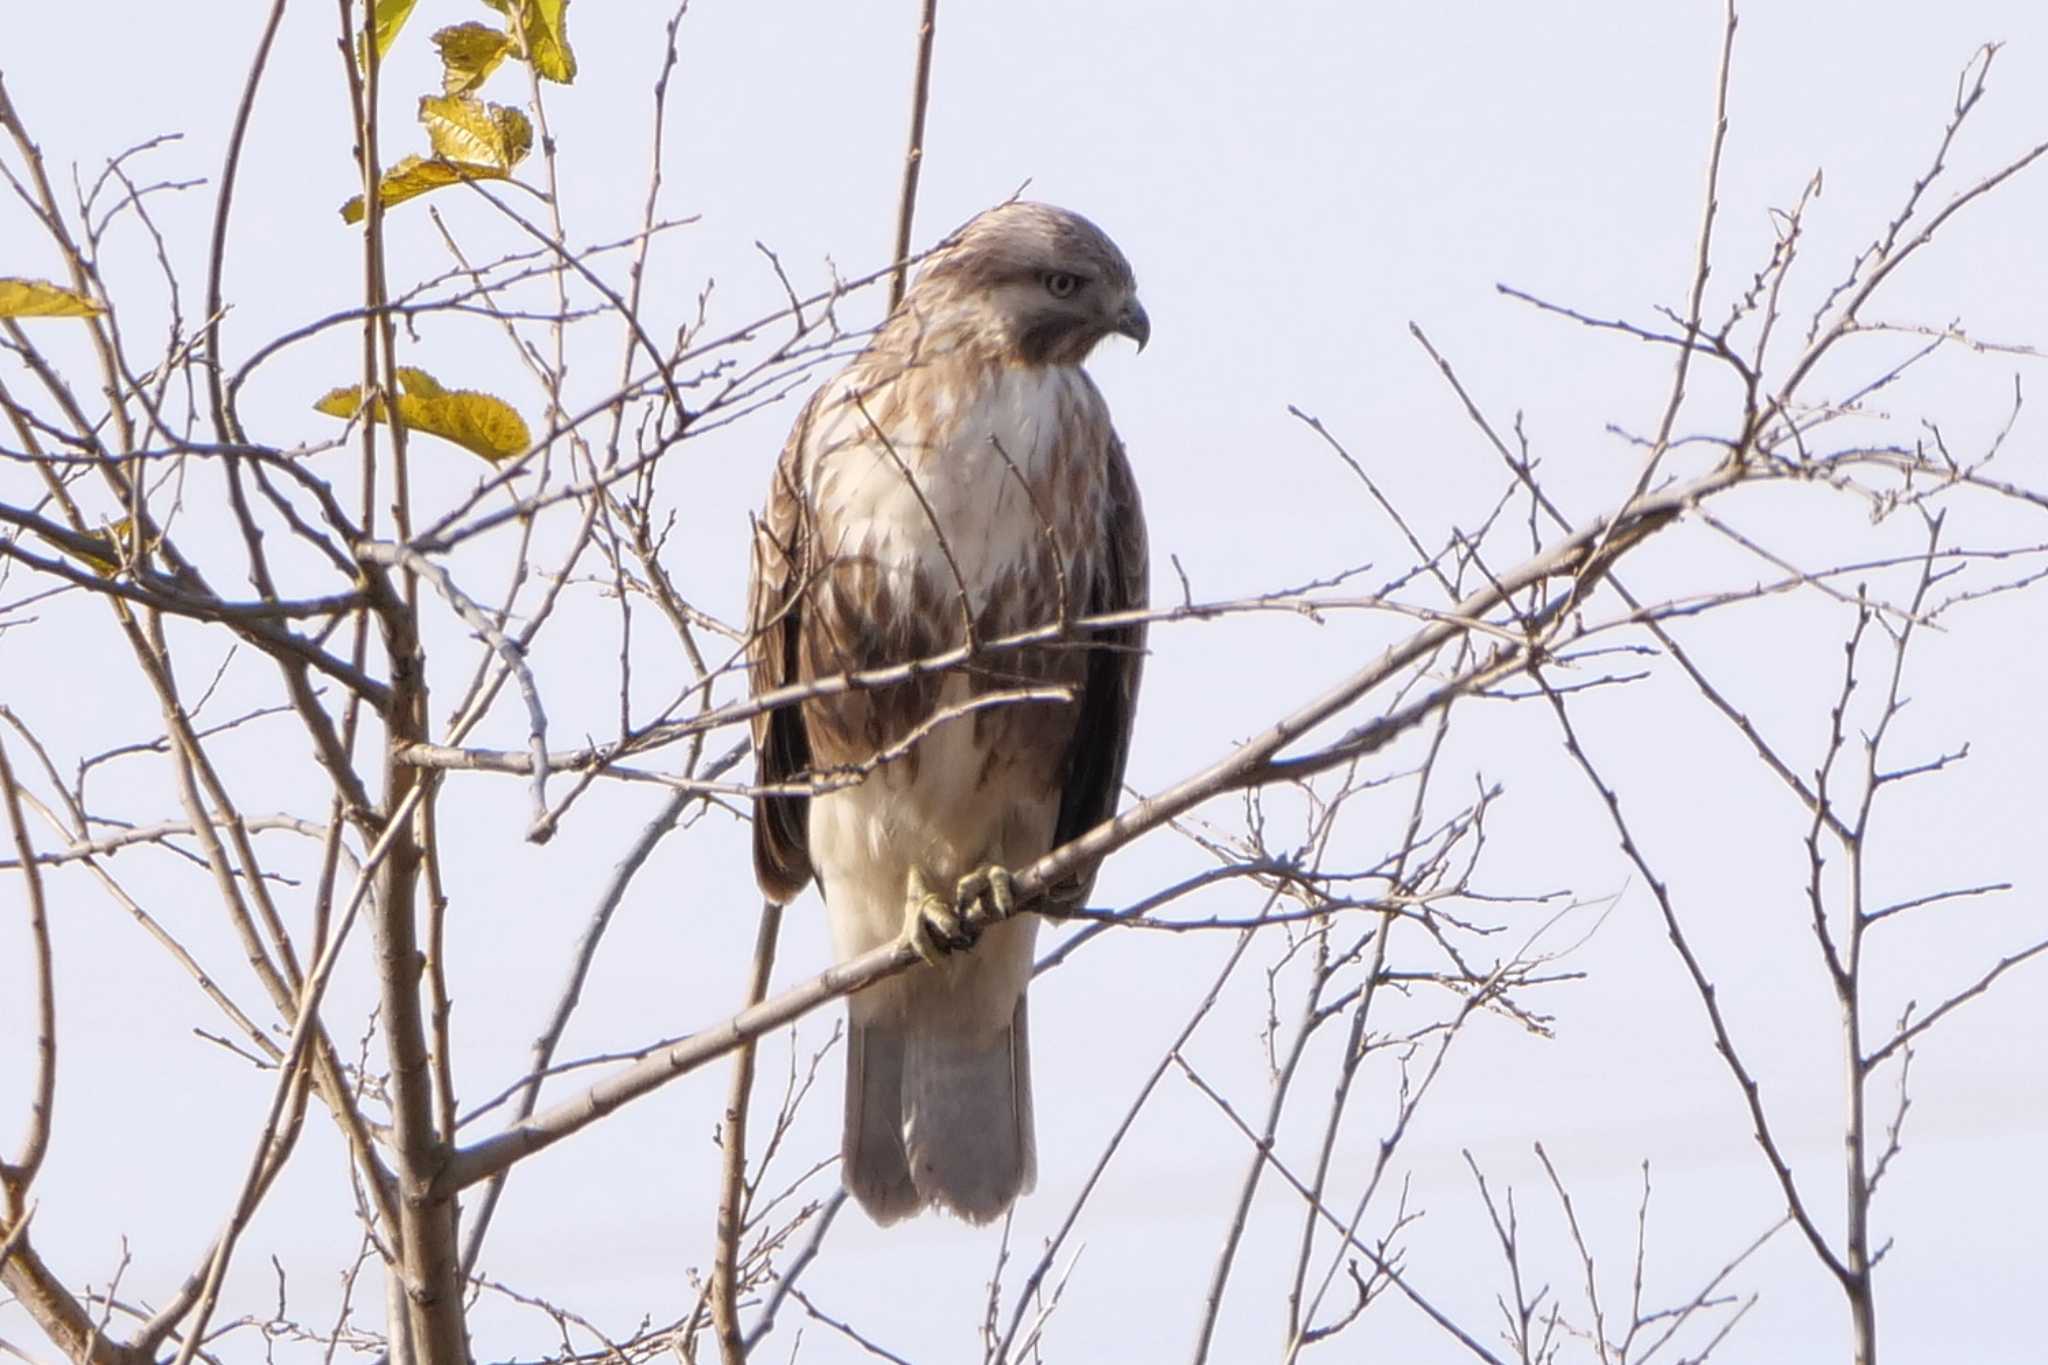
(0, 277, 103, 317)
(481, 0, 576, 83)
(419, 94, 532, 169)
(314, 368, 532, 463)
(340, 154, 509, 224)
(434, 21, 516, 95)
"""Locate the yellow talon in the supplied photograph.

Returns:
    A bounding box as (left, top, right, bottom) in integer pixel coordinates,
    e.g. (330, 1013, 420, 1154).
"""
(901, 867, 957, 965)
(901, 863, 1015, 961)
(955, 864, 1015, 932)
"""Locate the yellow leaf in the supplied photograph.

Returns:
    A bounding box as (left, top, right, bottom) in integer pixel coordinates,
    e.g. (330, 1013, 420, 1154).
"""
(491, 104, 534, 165)
(396, 366, 446, 400)
(353, 0, 420, 68)
(313, 386, 367, 421)
(43, 517, 142, 576)
(434, 22, 516, 95)
(313, 371, 532, 463)
(419, 96, 497, 165)
(419, 94, 532, 170)
(417, 388, 531, 462)
(69, 542, 120, 576)
(368, 0, 420, 59)
(0, 277, 103, 317)
(481, 0, 576, 83)
(340, 154, 509, 224)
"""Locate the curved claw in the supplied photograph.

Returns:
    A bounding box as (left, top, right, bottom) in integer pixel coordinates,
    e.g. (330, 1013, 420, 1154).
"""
(900, 864, 1016, 964)
(955, 864, 1015, 934)
(901, 867, 969, 964)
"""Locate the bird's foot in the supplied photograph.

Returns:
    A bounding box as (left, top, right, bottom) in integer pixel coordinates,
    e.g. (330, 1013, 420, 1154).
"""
(954, 864, 1015, 935)
(901, 866, 965, 965)
(899, 864, 1016, 965)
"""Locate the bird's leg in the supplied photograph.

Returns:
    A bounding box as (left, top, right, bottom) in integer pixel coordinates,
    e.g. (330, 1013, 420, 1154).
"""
(954, 864, 1016, 935)
(902, 865, 968, 965)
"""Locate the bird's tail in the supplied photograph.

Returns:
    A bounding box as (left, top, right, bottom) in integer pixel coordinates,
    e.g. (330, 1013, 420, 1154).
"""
(843, 990, 1035, 1225)
(843, 1010, 918, 1223)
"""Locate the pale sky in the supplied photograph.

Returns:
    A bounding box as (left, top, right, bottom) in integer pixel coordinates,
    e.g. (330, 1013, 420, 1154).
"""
(4, 2, 2047, 1362)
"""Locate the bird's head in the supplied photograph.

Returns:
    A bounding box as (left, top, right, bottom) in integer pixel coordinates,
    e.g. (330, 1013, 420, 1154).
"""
(904, 201, 1148, 367)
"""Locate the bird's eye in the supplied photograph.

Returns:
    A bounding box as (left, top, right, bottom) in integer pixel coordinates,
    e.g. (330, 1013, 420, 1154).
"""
(1044, 271, 1082, 299)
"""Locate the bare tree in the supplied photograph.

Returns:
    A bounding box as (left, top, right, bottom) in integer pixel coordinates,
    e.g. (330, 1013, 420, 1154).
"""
(2, 3, 2044, 1362)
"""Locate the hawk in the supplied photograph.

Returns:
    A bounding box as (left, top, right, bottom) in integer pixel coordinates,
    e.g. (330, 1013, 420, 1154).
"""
(746, 202, 1150, 1224)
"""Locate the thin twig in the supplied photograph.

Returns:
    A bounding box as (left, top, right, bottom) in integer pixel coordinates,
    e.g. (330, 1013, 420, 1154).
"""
(711, 902, 784, 1363)
(889, 0, 941, 312)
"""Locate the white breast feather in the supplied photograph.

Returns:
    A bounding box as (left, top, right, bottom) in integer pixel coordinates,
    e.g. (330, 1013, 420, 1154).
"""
(807, 366, 1074, 608)
(804, 364, 1084, 1005)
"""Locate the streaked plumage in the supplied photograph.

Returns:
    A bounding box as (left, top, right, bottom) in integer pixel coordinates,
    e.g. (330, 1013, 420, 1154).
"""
(746, 202, 1150, 1224)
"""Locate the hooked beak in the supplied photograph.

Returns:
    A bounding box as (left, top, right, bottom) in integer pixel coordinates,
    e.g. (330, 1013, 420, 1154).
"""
(1115, 297, 1151, 352)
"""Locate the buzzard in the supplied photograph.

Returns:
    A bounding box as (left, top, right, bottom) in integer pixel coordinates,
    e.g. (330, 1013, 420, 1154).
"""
(746, 202, 1150, 1224)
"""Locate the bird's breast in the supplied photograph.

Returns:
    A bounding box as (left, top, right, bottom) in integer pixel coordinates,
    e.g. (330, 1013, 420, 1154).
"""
(806, 362, 1106, 614)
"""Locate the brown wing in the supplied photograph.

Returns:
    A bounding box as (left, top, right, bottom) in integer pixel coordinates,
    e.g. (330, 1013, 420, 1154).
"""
(1048, 434, 1149, 908)
(747, 402, 818, 903)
